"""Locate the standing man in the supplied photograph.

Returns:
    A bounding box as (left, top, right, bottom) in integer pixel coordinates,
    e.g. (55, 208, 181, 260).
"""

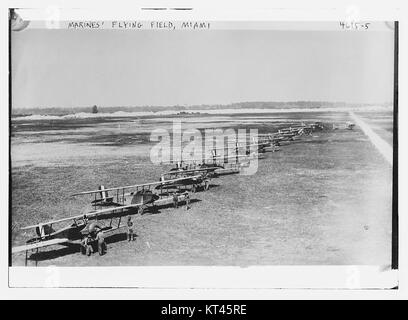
(95, 230, 106, 256)
(173, 192, 179, 209)
(80, 236, 87, 255)
(185, 192, 191, 210)
(85, 222, 101, 256)
(85, 234, 94, 256)
(127, 216, 134, 241)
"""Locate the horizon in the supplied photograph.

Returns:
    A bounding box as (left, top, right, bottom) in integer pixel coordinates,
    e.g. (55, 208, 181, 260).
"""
(12, 100, 393, 115)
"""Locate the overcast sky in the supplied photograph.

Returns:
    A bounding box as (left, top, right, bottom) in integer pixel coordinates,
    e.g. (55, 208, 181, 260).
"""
(11, 28, 394, 109)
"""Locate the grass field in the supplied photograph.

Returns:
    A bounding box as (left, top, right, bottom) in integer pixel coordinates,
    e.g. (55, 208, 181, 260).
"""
(10, 110, 393, 266)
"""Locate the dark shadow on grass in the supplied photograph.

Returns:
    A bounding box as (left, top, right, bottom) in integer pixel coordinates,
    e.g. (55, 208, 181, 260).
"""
(88, 188, 211, 219)
(214, 171, 240, 177)
(142, 198, 202, 215)
(289, 139, 329, 145)
(105, 232, 130, 244)
(28, 232, 129, 262)
(27, 244, 81, 262)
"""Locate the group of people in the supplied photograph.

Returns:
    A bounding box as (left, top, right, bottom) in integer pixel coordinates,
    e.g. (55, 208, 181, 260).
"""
(80, 216, 135, 257)
(80, 221, 107, 256)
(172, 191, 191, 210)
(79, 191, 192, 256)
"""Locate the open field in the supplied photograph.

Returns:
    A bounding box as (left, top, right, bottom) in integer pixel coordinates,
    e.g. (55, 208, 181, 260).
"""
(10, 110, 393, 266)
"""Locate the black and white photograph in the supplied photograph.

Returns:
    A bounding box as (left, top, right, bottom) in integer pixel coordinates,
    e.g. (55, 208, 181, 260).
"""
(9, 14, 396, 268)
(3, 1, 406, 297)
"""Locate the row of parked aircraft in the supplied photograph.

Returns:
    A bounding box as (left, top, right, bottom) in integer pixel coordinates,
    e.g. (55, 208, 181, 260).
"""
(12, 121, 351, 265)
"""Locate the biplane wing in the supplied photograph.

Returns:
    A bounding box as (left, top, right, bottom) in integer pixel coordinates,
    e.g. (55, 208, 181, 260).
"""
(159, 153, 224, 165)
(13, 224, 127, 255)
(85, 203, 141, 215)
(222, 153, 262, 160)
(20, 203, 142, 232)
(12, 238, 70, 254)
(155, 174, 207, 189)
(71, 175, 205, 197)
(21, 214, 88, 231)
(210, 142, 270, 152)
(166, 167, 218, 175)
(159, 174, 203, 182)
(71, 182, 161, 196)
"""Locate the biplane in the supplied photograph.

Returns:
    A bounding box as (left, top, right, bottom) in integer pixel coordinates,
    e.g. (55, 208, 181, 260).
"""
(11, 210, 126, 265)
(72, 175, 205, 210)
(256, 123, 316, 146)
(168, 163, 221, 177)
(211, 139, 272, 155)
(157, 172, 210, 193)
(346, 122, 355, 130)
(332, 122, 355, 130)
(278, 123, 314, 136)
(169, 160, 225, 174)
(207, 136, 278, 157)
(163, 143, 266, 178)
(165, 158, 241, 178)
(12, 175, 202, 265)
(276, 130, 299, 141)
(161, 150, 232, 175)
(310, 122, 324, 131)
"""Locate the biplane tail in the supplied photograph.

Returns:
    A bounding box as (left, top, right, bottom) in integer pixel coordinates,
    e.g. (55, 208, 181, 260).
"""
(90, 185, 114, 205)
(35, 223, 55, 238)
(99, 185, 108, 200)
